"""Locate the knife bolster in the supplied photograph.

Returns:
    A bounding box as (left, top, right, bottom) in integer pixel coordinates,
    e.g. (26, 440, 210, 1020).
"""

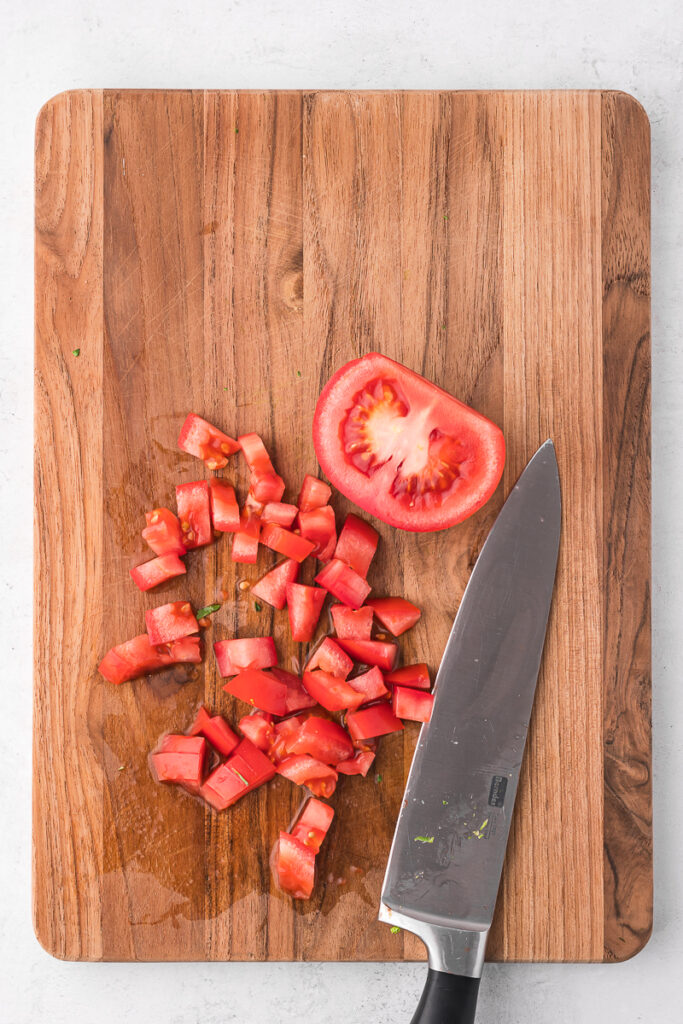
(378, 903, 488, 978)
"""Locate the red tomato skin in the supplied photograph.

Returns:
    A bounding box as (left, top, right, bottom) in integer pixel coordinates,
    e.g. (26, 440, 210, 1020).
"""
(305, 637, 354, 679)
(335, 638, 397, 672)
(273, 832, 316, 899)
(200, 763, 249, 810)
(333, 514, 379, 578)
(251, 471, 286, 503)
(98, 634, 201, 685)
(231, 512, 261, 563)
(151, 735, 207, 787)
(314, 559, 371, 610)
(347, 665, 388, 704)
(346, 702, 404, 741)
(176, 481, 213, 549)
(286, 584, 327, 642)
(251, 559, 299, 611)
(223, 668, 288, 716)
(209, 480, 240, 532)
(297, 506, 337, 559)
(365, 597, 421, 636)
(142, 508, 187, 557)
(384, 663, 431, 690)
(238, 712, 275, 752)
(145, 601, 199, 646)
(336, 750, 376, 777)
(238, 432, 276, 475)
(392, 685, 435, 724)
(233, 737, 278, 785)
(313, 353, 505, 532)
(213, 637, 277, 676)
(188, 706, 240, 757)
(178, 413, 239, 468)
(330, 604, 374, 641)
(297, 475, 332, 512)
(287, 716, 354, 765)
(271, 668, 318, 713)
(302, 670, 366, 712)
(261, 523, 316, 563)
(262, 502, 299, 527)
(130, 554, 186, 592)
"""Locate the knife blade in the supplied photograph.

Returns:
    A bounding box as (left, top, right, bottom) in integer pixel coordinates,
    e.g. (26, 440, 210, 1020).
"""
(379, 440, 561, 1024)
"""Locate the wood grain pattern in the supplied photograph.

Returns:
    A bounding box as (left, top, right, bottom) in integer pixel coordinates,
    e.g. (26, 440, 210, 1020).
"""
(34, 90, 651, 963)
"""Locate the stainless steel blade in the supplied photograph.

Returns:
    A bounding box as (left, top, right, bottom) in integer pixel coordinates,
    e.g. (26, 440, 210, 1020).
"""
(379, 440, 561, 977)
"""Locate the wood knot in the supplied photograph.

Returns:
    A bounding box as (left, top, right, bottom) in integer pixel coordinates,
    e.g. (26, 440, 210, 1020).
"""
(280, 268, 303, 311)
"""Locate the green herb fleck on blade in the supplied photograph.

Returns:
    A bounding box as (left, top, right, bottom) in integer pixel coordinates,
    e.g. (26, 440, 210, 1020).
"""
(390, 926, 401, 934)
(442, 800, 448, 806)
(414, 835, 434, 844)
(196, 603, 221, 620)
(72, 348, 80, 357)
(254, 601, 262, 612)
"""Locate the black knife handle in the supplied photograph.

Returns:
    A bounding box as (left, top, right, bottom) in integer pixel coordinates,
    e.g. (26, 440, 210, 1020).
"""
(410, 968, 481, 1024)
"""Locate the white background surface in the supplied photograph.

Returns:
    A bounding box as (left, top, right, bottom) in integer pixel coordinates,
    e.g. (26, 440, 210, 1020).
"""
(1, 2, 681, 1021)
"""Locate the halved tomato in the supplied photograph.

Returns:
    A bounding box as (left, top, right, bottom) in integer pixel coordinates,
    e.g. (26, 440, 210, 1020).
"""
(365, 597, 421, 637)
(313, 353, 505, 532)
(251, 559, 299, 610)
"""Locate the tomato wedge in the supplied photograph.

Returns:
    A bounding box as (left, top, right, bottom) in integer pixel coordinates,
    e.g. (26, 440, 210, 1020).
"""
(178, 412, 239, 469)
(314, 559, 371, 609)
(335, 638, 397, 672)
(273, 832, 316, 898)
(142, 507, 186, 557)
(130, 553, 186, 592)
(365, 597, 421, 636)
(209, 480, 240, 532)
(261, 523, 315, 563)
(98, 634, 201, 685)
(271, 668, 318, 713)
(151, 734, 207, 788)
(176, 481, 212, 549)
(238, 711, 275, 752)
(277, 755, 338, 798)
(262, 502, 299, 527)
(347, 665, 388, 703)
(213, 637, 277, 676)
(291, 797, 335, 853)
(297, 506, 337, 560)
(330, 604, 374, 640)
(251, 559, 299, 610)
(188, 706, 240, 757)
(146, 601, 199, 645)
(297, 475, 332, 512)
(287, 716, 354, 765)
(336, 750, 376, 777)
(302, 670, 365, 712)
(286, 584, 327, 642)
(232, 512, 261, 563)
(346, 702, 404, 741)
(305, 637, 353, 679)
(392, 685, 435, 723)
(384, 663, 431, 690)
(333, 514, 379, 577)
(224, 668, 287, 716)
(313, 353, 505, 532)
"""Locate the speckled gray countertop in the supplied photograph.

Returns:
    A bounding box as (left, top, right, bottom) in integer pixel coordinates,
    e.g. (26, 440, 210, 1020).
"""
(2, 1, 681, 1021)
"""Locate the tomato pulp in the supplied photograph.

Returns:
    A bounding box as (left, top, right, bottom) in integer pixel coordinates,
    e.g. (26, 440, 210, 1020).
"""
(313, 353, 505, 532)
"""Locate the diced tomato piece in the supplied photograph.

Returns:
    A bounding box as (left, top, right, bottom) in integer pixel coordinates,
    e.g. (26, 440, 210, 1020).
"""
(384, 663, 431, 689)
(291, 797, 335, 853)
(269, 713, 307, 763)
(262, 502, 298, 527)
(200, 737, 275, 810)
(335, 638, 397, 671)
(261, 523, 315, 563)
(317, 532, 337, 563)
(244, 490, 265, 517)
(213, 637, 277, 676)
(273, 831, 316, 899)
(188, 706, 239, 757)
(234, 735, 278, 782)
(347, 665, 388, 703)
(238, 711, 275, 752)
(251, 559, 299, 611)
(251, 471, 286, 503)
(336, 750, 376, 777)
(392, 685, 435, 723)
(314, 558, 370, 609)
(239, 433, 286, 503)
(152, 734, 207, 788)
(277, 755, 338, 798)
(176, 481, 212, 549)
(302, 670, 365, 712)
(297, 506, 337, 560)
(287, 716, 354, 765)
(333, 514, 379, 578)
(365, 597, 421, 636)
(178, 412, 239, 469)
(142, 507, 186, 557)
(330, 604, 374, 640)
(146, 601, 199, 646)
(98, 634, 201, 685)
(346, 702, 404, 741)
(297, 475, 332, 512)
(224, 668, 287, 716)
(231, 512, 261, 563)
(286, 584, 327, 642)
(209, 479, 240, 532)
(305, 637, 353, 679)
(272, 668, 318, 713)
(129, 553, 186, 592)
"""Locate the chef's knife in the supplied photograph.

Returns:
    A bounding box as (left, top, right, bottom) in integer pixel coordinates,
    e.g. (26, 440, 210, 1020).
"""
(379, 440, 561, 1024)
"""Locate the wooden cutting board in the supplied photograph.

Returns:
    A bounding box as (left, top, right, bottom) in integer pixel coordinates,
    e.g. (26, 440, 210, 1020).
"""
(33, 90, 651, 964)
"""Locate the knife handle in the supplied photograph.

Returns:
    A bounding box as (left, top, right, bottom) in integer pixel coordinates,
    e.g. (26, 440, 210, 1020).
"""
(410, 968, 480, 1024)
